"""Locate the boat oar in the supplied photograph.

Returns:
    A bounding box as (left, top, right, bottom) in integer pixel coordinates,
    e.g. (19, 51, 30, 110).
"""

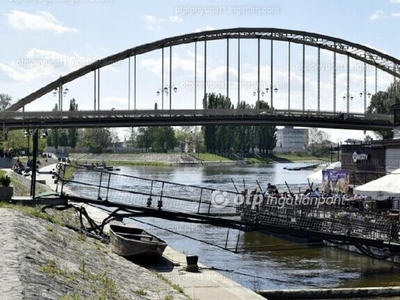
(231, 178, 240, 193)
(256, 180, 263, 193)
(307, 178, 313, 190)
(285, 181, 295, 198)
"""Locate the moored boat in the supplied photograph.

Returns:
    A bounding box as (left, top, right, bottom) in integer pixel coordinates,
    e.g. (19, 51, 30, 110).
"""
(109, 222, 168, 260)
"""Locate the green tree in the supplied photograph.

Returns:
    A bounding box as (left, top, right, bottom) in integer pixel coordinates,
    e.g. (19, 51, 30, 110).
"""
(367, 80, 400, 139)
(202, 93, 234, 153)
(136, 127, 153, 152)
(78, 128, 112, 153)
(136, 127, 176, 153)
(68, 98, 79, 148)
(0, 94, 12, 111)
(151, 127, 176, 152)
(308, 128, 331, 157)
(255, 100, 277, 153)
(2, 129, 47, 155)
(50, 104, 60, 150)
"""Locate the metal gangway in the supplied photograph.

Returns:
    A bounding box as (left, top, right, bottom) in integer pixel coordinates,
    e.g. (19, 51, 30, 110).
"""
(47, 163, 400, 259)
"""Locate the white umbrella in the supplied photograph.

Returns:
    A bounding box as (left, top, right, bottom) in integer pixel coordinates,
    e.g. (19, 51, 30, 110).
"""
(354, 169, 400, 200)
(307, 161, 342, 183)
(307, 169, 324, 182)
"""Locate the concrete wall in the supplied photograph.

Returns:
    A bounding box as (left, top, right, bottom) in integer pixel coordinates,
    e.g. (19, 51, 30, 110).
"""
(0, 157, 15, 168)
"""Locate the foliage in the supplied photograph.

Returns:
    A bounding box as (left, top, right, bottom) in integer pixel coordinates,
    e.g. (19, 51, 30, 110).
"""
(367, 80, 400, 139)
(196, 153, 230, 161)
(68, 99, 79, 148)
(50, 104, 60, 150)
(175, 126, 202, 153)
(0, 93, 12, 111)
(78, 128, 112, 153)
(136, 126, 176, 152)
(125, 127, 136, 147)
(1, 129, 47, 155)
(202, 94, 277, 154)
(307, 128, 332, 157)
(0, 174, 11, 187)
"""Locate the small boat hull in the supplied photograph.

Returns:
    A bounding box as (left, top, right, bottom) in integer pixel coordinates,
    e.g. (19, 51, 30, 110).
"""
(109, 222, 168, 260)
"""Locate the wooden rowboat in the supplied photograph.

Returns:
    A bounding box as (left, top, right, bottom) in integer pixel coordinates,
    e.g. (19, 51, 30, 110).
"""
(109, 222, 168, 260)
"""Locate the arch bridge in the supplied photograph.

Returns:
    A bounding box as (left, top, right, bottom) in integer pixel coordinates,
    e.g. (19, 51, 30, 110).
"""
(2, 27, 399, 131)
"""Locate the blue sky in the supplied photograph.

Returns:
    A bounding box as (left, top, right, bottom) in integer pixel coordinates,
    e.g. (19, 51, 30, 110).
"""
(1, 0, 399, 141)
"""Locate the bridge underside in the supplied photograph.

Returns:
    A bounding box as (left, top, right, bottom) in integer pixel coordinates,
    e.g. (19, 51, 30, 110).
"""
(0, 109, 393, 131)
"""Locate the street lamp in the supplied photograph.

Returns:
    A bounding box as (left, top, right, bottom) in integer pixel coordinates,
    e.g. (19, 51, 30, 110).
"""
(359, 91, 371, 113)
(157, 86, 177, 96)
(157, 86, 177, 110)
(359, 91, 371, 98)
(343, 93, 354, 113)
(25, 123, 48, 200)
(53, 86, 69, 111)
(253, 87, 278, 97)
(24, 128, 31, 159)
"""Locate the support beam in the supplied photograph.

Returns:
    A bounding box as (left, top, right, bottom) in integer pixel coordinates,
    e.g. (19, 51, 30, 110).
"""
(237, 38, 241, 108)
(257, 37, 261, 103)
(226, 37, 229, 100)
(288, 40, 291, 111)
(302, 43, 305, 111)
(270, 39, 274, 109)
(194, 40, 197, 110)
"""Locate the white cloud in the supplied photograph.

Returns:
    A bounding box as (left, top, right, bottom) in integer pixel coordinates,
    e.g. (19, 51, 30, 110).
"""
(0, 48, 109, 83)
(369, 10, 385, 21)
(390, 0, 400, 3)
(141, 14, 165, 31)
(169, 16, 183, 23)
(141, 55, 195, 76)
(6, 10, 79, 34)
(392, 11, 400, 17)
(141, 14, 185, 30)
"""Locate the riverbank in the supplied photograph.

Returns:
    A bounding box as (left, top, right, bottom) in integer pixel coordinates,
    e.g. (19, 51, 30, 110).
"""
(67, 152, 327, 167)
(0, 205, 188, 300)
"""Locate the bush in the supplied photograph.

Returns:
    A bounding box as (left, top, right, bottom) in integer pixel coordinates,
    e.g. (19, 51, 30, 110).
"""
(0, 175, 11, 187)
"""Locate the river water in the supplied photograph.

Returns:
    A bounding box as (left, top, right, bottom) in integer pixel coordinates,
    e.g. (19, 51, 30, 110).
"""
(73, 162, 400, 291)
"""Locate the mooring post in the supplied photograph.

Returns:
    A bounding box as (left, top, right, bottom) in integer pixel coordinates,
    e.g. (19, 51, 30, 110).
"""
(235, 230, 240, 253)
(97, 171, 103, 200)
(197, 187, 203, 213)
(105, 172, 112, 201)
(225, 229, 230, 249)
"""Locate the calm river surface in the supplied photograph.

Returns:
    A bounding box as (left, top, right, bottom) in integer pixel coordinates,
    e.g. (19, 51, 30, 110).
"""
(74, 162, 400, 291)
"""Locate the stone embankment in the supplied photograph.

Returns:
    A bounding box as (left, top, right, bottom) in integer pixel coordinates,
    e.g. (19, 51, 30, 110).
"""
(0, 207, 188, 300)
(69, 153, 202, 165)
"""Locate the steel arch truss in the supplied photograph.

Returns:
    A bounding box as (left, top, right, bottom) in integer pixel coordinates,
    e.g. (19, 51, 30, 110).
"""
(7, 27, 400, 112)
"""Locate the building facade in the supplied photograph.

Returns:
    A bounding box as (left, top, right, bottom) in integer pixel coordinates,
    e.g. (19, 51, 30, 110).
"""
(274, 126, 308, 153)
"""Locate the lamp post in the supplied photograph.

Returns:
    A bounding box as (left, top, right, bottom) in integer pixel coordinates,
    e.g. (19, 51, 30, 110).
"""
(25, 124, 48, 200)
(53, 86, 69, 111)
(157, 86, 177, 110)
(342, 94, 354, 113)
(360, 91, 371, 114)
(24, 128, 30, 159)
(253, 87, 278, 108)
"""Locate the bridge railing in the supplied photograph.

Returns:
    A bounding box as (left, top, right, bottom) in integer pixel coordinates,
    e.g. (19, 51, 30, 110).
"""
(61, 166, 241, 216)
(0, 108, 392, 122)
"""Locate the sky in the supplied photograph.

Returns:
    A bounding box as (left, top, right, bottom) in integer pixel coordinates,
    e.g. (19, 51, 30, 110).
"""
(1, 0, 400, 142)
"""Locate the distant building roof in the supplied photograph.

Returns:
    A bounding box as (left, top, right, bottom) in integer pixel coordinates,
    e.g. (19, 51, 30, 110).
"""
(343, 138, 362, 144)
